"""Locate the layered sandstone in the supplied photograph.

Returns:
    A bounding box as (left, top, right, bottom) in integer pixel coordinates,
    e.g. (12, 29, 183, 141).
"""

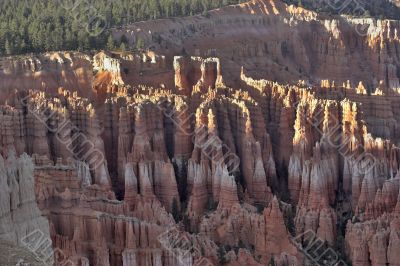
(113, 0, 400, 94)
(1, 0, 400, 265)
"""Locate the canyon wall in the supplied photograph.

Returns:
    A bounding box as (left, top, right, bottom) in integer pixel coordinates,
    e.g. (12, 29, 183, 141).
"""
(0, 0, 400, 265)
(2, 52, 399, 264)
(114, 0, 400, 92)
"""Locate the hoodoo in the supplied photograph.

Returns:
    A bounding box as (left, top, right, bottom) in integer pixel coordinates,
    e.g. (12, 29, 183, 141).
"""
(1, 0, 400, 265)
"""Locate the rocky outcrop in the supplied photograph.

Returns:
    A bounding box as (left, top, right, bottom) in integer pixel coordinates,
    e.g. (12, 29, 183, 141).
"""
(199, 197, 301, 265)
(114, 0, 400, 95)
(1, 62, 399, 265)
(2, 1, 400, 265)
(0, 52, 94, 102)
(0, 151, 51, 250)
(0, 54, 399, 265)
(255, 197, 300, 264)
(174, 56, 224, 94)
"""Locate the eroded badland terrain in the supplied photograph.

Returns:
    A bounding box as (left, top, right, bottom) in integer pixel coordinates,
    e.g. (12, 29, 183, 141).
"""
(1, 0, 400, 265)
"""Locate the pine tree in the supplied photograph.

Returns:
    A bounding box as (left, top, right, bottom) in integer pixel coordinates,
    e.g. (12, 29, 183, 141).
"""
(171, 198, 180, 222)
(298, 0, 303, 7)
(269, 256, 275, 266)
(77, 31, 90, 51)
(135, 37, 145, 50)
(217, 246, 227, 264)
(5, 38, 13, 55)
(107, 35, 115, 50)
(120, 42, 127, 52)
(120, 34, 129, 45)
(64, 29, 77, 50)
(7, 0, 392, 56)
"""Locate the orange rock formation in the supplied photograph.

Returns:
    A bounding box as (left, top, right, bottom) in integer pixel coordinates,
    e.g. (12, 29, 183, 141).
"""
(1, 0, 400, 265)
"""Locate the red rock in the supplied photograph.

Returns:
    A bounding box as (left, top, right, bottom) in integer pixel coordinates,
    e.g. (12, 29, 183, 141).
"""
(124, 162, 138, 206)
(218, 165, 240, 210)
(3, 2, 400, 264)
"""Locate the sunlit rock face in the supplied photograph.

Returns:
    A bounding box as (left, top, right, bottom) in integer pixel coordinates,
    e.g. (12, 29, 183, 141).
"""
(0, 52, 95, 103)
(113, 0, 400, 93)
(1, 0, 400, 265)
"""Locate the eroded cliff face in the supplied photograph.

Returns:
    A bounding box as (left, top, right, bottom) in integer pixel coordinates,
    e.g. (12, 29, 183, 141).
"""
(4, 0, 400, 102)
(1, 55, 398, 265)
(0, 52, 95, 102)
(1, 0, 400, 265)
(0, 150, 53, 264)
(113, 0, 400, 92)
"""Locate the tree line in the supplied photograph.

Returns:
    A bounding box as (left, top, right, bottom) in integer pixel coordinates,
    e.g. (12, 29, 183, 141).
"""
(283, 0, 400, 19)
(0, 0, 245, 56)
